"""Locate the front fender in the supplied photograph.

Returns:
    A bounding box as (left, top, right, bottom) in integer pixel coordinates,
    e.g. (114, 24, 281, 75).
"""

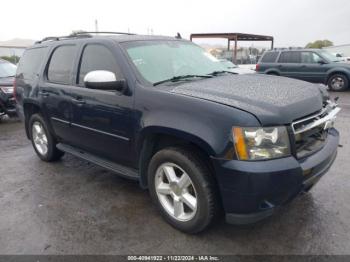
(137, 125, 216, 156)
(134, 85, 260, 158)
(326, 67, 350, 80)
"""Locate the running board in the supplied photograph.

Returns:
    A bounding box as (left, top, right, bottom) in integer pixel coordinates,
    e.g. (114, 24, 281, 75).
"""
(57, 143, 139, 180)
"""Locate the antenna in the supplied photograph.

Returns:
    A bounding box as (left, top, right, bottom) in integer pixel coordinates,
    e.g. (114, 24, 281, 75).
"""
(95, 19, 99, 32)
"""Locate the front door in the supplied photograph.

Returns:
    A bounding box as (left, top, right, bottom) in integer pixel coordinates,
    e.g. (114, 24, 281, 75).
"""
(298, 51, 328, 83)
(70, 43, 135, 167)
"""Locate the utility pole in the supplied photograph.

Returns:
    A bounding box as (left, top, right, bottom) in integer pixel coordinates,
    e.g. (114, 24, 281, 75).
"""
(95, 19, 99, 32)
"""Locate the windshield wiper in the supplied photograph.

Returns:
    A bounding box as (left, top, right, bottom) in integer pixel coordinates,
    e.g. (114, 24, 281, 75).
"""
(208, 70, 237, 76)
(153, 75, 212, 86)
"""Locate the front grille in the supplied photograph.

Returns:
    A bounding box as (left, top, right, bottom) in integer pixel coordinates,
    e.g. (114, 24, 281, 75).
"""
(6, 97, 16, 109)
(292, 100, 340, 159)
(294, 126, 327, 158)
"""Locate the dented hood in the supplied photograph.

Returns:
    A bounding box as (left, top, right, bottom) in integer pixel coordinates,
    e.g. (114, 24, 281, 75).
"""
(170, 74, 323, 125)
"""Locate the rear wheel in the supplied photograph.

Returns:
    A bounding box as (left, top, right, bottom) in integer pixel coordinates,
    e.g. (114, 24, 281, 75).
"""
(327, 73, 349, 91)
(148, 147, 218, 233)
(29, 114, 64, 162)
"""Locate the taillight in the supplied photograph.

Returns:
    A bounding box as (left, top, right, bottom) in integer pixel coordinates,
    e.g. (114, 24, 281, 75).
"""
(13, 78, 17, 102)
(255, 64, 260, 72)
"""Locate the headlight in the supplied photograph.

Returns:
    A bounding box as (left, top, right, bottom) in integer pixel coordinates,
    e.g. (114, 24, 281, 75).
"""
(0, 86, 14, 94)
(232, 126, 291, 160)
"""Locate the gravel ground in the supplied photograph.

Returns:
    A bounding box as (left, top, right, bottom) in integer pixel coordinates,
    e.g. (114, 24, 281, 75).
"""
(0, 92, 349, 255)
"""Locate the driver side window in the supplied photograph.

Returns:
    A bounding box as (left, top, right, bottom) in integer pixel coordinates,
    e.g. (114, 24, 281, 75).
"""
(78, 44, 122, 85)
(301, 52, 323, 64)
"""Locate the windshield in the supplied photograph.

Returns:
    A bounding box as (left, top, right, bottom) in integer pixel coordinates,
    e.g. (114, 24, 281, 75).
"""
(123, 40, 226, 84)
(0, 61, 17, 78)
(319, 50, 341, 62)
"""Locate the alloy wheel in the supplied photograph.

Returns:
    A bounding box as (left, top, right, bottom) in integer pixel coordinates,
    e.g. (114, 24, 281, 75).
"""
(155, 163, 198, 221)
(331, 76, 345, 90)
(32, 121, 48, 155)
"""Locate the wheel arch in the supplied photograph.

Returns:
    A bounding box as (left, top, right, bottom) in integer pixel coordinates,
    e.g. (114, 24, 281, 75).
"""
(326, 69, 350, 84)
(136, 127, 217, 189)
(23, 100, 54, 139)
(23, 101, 42, 139)
(265, 70, 280, 76)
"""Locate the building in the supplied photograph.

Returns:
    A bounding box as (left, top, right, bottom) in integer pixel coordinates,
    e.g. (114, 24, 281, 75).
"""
(0, 39, 35, 61)
(325, 44, 350, 57)
(0, 47, 26, 57)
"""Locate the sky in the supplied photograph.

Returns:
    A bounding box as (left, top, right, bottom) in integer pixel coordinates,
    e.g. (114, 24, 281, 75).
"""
(1, 0, 349, 48)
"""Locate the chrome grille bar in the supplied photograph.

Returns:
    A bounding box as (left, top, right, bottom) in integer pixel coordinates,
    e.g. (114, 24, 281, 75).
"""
(292, 101, 341, 135)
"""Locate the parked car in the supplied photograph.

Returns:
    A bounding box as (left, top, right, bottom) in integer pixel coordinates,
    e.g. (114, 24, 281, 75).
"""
(15, 33, 340, 233)
(0, 58, 17, 118)
(333, 53, 350, 63)
(219, 59, 255, 74)
(256, 49, 350, 91)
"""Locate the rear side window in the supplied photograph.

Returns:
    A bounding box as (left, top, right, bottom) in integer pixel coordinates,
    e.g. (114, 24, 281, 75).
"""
(17, 47, 47, 79)
(278, 51, 301, 63)
(261, 52, 278, 63)
(78, 44, 121, 84)
(47, 45, 77, 84)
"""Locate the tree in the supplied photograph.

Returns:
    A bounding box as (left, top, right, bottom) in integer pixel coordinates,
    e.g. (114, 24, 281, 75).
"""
(0, 55, 20, 64)
(305, 40, 333, 49)
(70, 30, 87, 36)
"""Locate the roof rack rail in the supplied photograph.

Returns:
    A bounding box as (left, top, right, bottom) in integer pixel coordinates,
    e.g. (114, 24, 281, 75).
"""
(35, 31, 136, 44)
(71, 31, 136, 36)
(35, 34, 92, 44)
(272, 47, 304, 51)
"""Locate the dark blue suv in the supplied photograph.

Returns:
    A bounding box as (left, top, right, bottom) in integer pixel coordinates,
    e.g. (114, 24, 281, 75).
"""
(256, 49, 350, 91)
(15, 33, 340, 233)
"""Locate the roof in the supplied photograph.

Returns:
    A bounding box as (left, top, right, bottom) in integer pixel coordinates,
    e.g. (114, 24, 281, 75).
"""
(33, 33, 181, 47)
(109, 34, 179, 43)
(267, 48, 321, 52)
(190, 33, 273, 41)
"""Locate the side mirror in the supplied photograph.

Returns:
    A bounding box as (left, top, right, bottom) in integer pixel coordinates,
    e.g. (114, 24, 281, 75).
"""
(84, 70, 127, 92)
(317, 60, 327, 65)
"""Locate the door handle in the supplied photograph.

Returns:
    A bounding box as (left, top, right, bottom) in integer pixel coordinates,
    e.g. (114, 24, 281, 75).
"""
(71, 98, 86, 105)
(39, 91, 50, 97)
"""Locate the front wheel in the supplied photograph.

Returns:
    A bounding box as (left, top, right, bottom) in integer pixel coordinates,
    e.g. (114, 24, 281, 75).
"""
(148, 147, 218, 233)
(29, 114, 64, 162)
(327, 74, 349, 91)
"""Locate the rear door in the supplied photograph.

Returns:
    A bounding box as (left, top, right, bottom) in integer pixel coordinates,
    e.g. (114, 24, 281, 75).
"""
(277, 51, 302, 79)
(69, 42, 135, 167)
(40, 44, 78, 144)
(259, 51, 279, 73)
(15, 46, 48, 120)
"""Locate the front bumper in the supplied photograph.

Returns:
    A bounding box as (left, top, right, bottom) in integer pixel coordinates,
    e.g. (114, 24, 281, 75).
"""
(211, 128, 339, 225)
(0, 93, 17, 117)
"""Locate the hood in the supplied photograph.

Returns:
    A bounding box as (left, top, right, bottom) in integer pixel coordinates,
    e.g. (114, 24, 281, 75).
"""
(170, 74, 323, 125)
(332, 62, 350, 67)
(229, 67, 256, 75)
(0, 76, 14, 86)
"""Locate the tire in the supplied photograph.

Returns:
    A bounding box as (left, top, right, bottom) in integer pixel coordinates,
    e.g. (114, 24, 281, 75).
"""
(327, 73, 349, 91)
(148, 147, 218, 233)
(29, 113, 64, 162)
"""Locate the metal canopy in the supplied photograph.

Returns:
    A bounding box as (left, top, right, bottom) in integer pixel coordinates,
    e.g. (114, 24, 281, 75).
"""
(190, 33, 274, 63)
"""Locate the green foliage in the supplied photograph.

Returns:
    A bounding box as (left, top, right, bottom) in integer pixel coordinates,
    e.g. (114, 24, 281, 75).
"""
(305, 40, 333, 49)
(0, 55, 20, 64)
(70, 30, 87, 36)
